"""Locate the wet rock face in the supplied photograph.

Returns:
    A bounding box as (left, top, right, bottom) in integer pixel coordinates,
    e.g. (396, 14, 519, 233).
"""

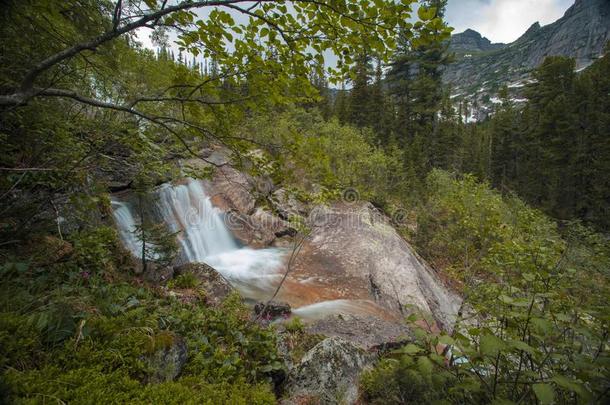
(271, 188, 308, 220)
(173, 262, 233, 305)
(206, 166, 296, 247)
(290, 202, 462, 332)
(283, 337, 374, 405)
(209, 165, 257, 215)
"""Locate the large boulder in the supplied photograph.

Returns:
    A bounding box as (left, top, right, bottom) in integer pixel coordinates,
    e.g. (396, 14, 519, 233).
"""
(222, 208, 294, 248)
(270, 188, 308, 220)
(206, 167, 295, 247)
(305, 314, 413, 351)
(208, 166, 256, 215)
(288, 202, 462, 332)
(205, 166, 296, 247)
(173, 262, 233, 305)
(283, 337, 373, 405)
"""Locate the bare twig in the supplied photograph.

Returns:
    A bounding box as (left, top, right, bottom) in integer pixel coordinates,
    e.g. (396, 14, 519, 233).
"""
(255, 231, 307, 320)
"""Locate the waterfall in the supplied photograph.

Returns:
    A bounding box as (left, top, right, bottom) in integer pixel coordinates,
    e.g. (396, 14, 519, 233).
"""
(111, 179, 387, 319)
(111, 179, 286, 300)
(111, 199, 143, 258)
(152, 180, 238, 261)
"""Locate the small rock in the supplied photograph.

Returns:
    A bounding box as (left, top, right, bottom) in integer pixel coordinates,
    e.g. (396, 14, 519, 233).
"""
(107, 181, 133, 192)
(270, 189, 308, 220)
(255, 176, 276, 196)
(143, 263, 174, 284)
(283, 337, 374, 405)
(206, 150, 231, 166)
(272, 235, 294, 248)
(254, 300, 291, 320)
(173, 262, 233, 305)
(145, 332, 188, 383)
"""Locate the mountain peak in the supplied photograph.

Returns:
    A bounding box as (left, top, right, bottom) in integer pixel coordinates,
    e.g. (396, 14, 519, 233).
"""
(515, 22, 542, 42)
(444, 0, 610, 91)
(450, 29, 505, 54)
(462, 29, 483, 38)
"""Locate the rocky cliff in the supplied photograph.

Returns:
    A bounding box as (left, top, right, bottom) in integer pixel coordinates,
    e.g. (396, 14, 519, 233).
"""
(444, 0, 610, 93)
(449, 29, 505, 55)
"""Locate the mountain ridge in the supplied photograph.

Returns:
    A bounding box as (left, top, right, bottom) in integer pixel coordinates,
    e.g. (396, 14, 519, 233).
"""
(449, 29, 506, 54)
(444, 0, 610, 92)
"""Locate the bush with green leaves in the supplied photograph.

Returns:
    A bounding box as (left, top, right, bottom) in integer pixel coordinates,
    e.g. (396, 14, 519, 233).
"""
(245, 107, 411, 208)
(364, 170, 609, 404)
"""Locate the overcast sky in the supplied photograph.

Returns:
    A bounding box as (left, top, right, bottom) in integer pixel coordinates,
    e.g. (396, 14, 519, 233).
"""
(446, 0, 574, 43)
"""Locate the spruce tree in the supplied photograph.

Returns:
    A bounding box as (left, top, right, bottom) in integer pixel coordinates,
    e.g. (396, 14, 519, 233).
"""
(347, 52, 374, 128)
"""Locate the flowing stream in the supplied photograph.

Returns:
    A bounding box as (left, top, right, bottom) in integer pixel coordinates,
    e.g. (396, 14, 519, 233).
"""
(111, 179, 391, 321)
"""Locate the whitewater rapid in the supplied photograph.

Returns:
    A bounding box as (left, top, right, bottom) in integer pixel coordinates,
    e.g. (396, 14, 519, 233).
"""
(111, 179, 286, 300)
(111, 179, 391, 320)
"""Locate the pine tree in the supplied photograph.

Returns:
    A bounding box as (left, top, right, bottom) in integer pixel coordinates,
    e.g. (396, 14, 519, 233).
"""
(347, 52, 373, 127)
(311, 67, 333, 119)
(489, 86, 521, 190)
(521, 56, 577, 216)
(333, 82, 350, 124)
(369, 59, 392, 144)
(387, 32, 416, 147)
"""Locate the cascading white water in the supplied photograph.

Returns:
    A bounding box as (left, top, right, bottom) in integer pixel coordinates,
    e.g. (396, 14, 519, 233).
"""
(111, 179, 392, 320)
(111, 179, 286, 300)
(153, 180, 238, 261)
(111, 200, 144, 257)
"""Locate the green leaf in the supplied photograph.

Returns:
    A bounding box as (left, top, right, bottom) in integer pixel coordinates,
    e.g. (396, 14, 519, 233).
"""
(417, 356, 434, 376)
(395, 343, 422, 355)
(14, 262, 29, 273)
(507, 339, 535, 354)
(532, 383, 555, 404)
(491, 399, 516, 405)
(498, 294, 514, 304)
(531, 318, 553, 335)
(438, 335, 454, 345)
(480, 334, 505, 356)
(417, 6, 437, 21)
(551, 375, 590, 398)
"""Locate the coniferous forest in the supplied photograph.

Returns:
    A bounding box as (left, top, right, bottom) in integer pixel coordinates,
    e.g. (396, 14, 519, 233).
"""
(0, 1, 608, 404)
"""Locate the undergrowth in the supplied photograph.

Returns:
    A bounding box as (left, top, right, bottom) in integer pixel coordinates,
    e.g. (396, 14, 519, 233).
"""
(0, 228, 281, 404)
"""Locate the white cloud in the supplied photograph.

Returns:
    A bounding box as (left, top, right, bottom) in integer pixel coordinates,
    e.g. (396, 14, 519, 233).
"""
(447, 0, 574, 43)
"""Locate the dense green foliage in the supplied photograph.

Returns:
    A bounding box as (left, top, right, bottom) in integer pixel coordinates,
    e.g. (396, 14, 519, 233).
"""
(0, 0, 608, 404)
(245, 108, 410, 207)
(0, 227, 281, 403)
(363, 171, 610, 404)
(489, 54, 610, 230)
(332, 50, 610, 232)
